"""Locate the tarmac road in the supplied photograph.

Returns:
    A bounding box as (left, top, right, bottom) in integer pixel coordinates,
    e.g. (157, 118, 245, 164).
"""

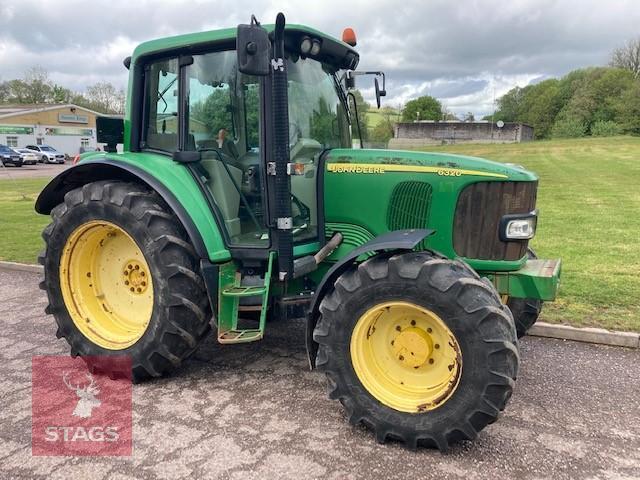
(0, 162, 71, 179)
(1, 268, 639, 480)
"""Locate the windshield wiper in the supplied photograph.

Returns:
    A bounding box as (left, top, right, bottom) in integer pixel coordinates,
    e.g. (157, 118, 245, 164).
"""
(157, 77, 177, 113)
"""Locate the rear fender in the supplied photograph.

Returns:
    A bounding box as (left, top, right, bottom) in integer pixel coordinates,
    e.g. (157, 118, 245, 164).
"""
(35, 159, 220, 261)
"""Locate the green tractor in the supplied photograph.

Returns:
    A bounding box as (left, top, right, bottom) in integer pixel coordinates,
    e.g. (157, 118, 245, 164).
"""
(36, 14, 560, 450)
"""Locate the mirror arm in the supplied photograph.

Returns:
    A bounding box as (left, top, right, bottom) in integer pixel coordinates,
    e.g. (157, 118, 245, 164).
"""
(347, 91, 364, 149)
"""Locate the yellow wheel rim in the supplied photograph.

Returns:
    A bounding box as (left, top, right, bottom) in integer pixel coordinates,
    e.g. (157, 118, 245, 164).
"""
(350, 301, 462, 413)
(59, 220, 153, 350)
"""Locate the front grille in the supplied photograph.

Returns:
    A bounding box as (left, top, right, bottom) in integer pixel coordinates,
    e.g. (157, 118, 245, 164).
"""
(387, 181, 432, 247)
(453, 181, 537, 261)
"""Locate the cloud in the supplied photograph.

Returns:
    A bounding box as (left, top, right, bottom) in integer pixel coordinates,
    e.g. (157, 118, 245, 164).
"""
(1, 0, 639, 115)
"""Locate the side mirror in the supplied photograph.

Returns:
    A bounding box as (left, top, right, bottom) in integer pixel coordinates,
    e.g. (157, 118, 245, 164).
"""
(374, 77, 386, 109)
(237, 17, 270, 76)
(96, 116, 123, 153)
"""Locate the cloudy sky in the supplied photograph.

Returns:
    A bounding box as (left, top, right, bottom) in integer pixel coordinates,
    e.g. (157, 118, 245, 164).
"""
(1, 0, 639, 117)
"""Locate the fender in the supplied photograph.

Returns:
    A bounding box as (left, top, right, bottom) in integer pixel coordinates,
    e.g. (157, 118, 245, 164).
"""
(305, 228, 434, 369)
(35, 159, 208, 259)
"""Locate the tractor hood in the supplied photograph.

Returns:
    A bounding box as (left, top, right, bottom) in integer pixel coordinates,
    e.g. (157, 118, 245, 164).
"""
(325, 149, 538, 182)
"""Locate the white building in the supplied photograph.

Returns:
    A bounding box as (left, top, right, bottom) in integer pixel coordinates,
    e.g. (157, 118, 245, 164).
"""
(0, 104, 121, 156)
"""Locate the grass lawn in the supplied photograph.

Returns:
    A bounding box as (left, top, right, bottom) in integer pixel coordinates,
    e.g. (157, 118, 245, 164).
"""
(0, 136, 638, 331)
(0, 178, 50, 264)
(416, 136, 640, 332)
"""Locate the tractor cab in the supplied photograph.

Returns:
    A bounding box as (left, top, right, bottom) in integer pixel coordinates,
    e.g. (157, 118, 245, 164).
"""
(142, 45, 350, 247)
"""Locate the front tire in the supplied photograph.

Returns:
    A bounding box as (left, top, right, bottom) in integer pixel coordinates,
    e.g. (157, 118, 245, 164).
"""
(313, 251, 518, 450)
(39, 181, 211, 381)
(507, 248, 543, 338)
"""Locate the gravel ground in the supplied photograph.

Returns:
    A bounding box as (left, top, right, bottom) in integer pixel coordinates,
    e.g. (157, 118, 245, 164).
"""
(1, 268, 639, 479)
(0, 162, 71, 179)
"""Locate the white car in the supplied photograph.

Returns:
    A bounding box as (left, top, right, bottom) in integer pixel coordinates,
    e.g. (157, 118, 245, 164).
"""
(12, 148, 38, 166)
(26, 144, 65, 164)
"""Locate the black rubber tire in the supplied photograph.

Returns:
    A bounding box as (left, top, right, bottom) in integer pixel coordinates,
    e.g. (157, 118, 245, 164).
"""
(313, 251, 518, 451)
(507, 248, 543, 338)
(39, 180, 211, 382)
(42, 155, 48, 163)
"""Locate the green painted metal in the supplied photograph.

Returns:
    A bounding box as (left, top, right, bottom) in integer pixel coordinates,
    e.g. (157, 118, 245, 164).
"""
(487, 258, 562, 301)
(217, 252, 275, 344)
(325, 222, 374, 261)
(79, 153, 231, 262)
(217, 260, 239, 337)
(322, 149, 537, 273)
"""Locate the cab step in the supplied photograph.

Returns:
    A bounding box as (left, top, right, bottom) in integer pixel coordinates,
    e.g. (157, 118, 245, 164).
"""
(216, 252, 274, 344)
(222, 285, 267, 297)
(218, 329, 264, 344)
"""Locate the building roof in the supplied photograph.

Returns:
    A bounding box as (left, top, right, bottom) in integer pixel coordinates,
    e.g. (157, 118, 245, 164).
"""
(0, 103, 121, 120)
(397, 120, 533, 128)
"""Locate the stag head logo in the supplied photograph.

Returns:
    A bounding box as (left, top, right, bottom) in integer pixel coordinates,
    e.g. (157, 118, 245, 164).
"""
(62, 371, 101, 418)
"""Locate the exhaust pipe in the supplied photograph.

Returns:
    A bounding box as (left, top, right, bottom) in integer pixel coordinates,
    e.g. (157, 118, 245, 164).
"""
(293, 233, 344, 279)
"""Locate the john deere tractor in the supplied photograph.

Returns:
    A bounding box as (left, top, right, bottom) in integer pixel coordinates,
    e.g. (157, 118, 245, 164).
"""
(36, 14, 560, 450)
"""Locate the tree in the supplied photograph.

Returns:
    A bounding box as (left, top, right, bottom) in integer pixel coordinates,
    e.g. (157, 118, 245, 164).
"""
(23, 67, 53, 104)
(492, 86, 527, 121)
(52, 85, 73, 103)
(401, 95, 442, 122)
(369, 108, 397, 145)
(610, 37, 640, 78)
(518, 79, 563, 139)
(6, 79, 30, 103)
(615, 81, 640, 134)
(551, 117, 587, 138)
(463, 112, 475, 122)
(0, 81, 10, 103)
(190, 88, 233, 135)
(82, 82, 125, 114)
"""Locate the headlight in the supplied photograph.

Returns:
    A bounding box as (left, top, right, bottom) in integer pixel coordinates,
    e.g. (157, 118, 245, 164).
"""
(300, 36, 312, 55)
(500, 211, 537, 240)
(310, 39, 321, 56)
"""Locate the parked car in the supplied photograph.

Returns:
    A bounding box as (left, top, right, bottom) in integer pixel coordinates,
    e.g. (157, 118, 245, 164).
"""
(26, 145, 65, 164)
(0, 144, 23, 167)
(12, 148, 38, 166)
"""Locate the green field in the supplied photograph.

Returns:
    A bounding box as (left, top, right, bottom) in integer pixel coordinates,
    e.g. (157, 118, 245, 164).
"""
(0, 136, 638, 331)
(0, 178, 49, 264)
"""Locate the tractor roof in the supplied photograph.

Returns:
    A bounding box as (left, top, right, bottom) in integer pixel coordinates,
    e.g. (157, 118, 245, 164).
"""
(131, 24, 359, 69)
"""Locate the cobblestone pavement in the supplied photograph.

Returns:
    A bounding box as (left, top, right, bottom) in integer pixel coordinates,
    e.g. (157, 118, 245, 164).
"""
(1, 269, 639, 479)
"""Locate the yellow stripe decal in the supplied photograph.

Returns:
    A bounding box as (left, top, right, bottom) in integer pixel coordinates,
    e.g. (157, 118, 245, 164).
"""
(326, 162, 508, 179)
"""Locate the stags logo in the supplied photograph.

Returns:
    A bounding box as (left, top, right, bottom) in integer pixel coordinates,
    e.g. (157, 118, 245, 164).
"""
(32, 356, 132, 456)
(62, 371, 101, 418)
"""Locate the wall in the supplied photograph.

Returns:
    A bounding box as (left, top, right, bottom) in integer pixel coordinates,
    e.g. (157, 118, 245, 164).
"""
(389, 121, 534, 148)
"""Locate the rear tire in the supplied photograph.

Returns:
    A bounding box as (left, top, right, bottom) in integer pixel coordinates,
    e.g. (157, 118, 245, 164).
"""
(313, 251, 518, 450)
(39, 181, 211, 381)
(507, 248, 543, 338)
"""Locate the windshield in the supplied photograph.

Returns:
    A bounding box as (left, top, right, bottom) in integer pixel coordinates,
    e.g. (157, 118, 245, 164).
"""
(287, 56, 351, 150)
(0, 145, 12, 153)
(40, 146, 55, 152)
